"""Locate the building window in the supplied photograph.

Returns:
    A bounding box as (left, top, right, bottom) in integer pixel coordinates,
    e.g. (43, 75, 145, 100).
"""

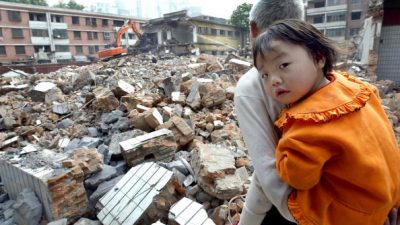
(72, 16, 79, 25)
(31, 29, 49, 37)
(350, 28, 360, 36)
(73, 31, 81, 39)
(220, 30, 226, 36)
(318, 29, 325, 35)
(76, 46, 83, 54)
(351, 0, 361, 4)
(102, 19, 108, 27)
(53, 29, 67, 39)
(103, 32, 111, 40)
(51, 15, 64, 23)
(0, 28, 2, 37)
(12, 28, 24, 38)
(29, 13, 46, 21)
(0, 46, 6, 55)
(113, 20, 124, 26)
(55, 45, 69, 52)
(88, 45, 95, 54)
(327, 0, 346, 6)
(314, 0, 325, 8)
(94, 45, 99, 52)
(94, 32, 98, 39)
(351, 11, 362, 20)
(326, 28, 345, 37)
(33, 45, 50, 53)
(235, 31, 240, 37)
(197, 27, 202, 34)
(15, 46, 25, 54)
(313, 15, 324, 23)
(87, 31, 93, 40)
(8, 11, 21, 22)
(211, 29, 217, 35)
(203, 27, 209, 34)
(227, 31, 233, 36)
(327, 12, 346, 22)
(91, 18, 97, 27)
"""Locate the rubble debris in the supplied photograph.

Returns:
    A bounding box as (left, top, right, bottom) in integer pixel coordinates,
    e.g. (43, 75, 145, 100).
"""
(0, 154, 88, 221)
(157, 116, 194, 148)
(62, 148, 103, 176)
(13, 188, 42, 225)
(2, 52, 395, 225)
(120, 129, 177, 167)
(191, 144, 243, 200)
(97, 162, 185, 224)
(168, 197, 215, 225)
(30, 82, 57, 102)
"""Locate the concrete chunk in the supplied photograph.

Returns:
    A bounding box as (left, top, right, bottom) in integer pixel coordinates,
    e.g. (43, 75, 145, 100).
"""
(13, 188, 42, 225)
(120, 129, 177, 167)
(191, 144, 243, 200)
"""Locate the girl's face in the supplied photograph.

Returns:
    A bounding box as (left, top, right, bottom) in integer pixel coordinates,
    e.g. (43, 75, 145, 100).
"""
(255, 40, 329, 105)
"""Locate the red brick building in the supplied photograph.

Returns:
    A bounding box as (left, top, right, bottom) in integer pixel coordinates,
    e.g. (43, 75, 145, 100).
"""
(0, 1, 146, 64)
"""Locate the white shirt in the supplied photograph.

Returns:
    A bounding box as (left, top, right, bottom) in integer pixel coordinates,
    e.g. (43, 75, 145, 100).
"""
(234, 67, 295, 225)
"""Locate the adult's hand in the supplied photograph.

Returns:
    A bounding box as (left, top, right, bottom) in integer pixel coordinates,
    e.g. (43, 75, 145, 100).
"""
(385, 208, 400, 225)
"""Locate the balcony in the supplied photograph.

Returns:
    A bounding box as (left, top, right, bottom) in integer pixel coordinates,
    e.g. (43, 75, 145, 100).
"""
(31, 37, 50, 45)
(29, 21, 48, 29)
(313, 21, 346, 29)
(51, 22, 67, 30)
(55, 52, 72, 60)
(307, 4, 347, 15)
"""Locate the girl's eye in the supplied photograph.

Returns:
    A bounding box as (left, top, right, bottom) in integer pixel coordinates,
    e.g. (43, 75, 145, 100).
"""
(279, 63, 290, 69)
(261, 73, 269, 79)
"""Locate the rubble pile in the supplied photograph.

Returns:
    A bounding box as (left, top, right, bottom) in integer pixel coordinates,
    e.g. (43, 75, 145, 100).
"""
(0, 53, 399, 225)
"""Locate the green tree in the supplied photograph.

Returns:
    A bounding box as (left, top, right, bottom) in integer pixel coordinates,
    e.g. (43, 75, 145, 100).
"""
(54, 0, 84, 10)
(2, 0, 48, 6)
(230, 3, 252, 49)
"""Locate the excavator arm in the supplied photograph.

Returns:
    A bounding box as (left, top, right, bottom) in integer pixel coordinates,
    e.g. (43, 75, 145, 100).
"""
(98, 19, 142, 59)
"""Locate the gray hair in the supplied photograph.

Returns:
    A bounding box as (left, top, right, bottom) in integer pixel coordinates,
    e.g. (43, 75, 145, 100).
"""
(249, 0, 305, 31)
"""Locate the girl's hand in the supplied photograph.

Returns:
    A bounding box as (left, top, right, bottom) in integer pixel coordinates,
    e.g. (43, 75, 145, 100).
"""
(385, 208, 400, 225)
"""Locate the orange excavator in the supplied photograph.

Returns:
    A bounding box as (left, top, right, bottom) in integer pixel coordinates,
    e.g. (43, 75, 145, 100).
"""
(98, 19, 142, 59)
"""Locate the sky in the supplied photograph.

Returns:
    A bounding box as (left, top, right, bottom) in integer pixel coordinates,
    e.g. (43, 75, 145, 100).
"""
(46, 0, 259, 19)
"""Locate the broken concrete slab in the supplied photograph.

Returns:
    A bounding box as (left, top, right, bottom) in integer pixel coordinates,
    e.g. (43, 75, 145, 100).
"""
(120, 129, 177, 167)
(108, 130, 145, 157)
(191, 144, 243, 200)
(13, 188, 42, 225)
(97, 162, 184, 225)
(48, 218, 68, 225)
(0, 158, 89, 221)
(84, 165, 118, 190)
(168, 197, 215, 225)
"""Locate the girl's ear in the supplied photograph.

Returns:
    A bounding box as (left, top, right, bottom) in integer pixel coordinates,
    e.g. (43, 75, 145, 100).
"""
(317, 56, 326, 69)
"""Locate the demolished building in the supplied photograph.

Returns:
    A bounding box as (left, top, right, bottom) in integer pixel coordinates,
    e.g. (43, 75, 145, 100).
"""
(135, 10, 242, 56)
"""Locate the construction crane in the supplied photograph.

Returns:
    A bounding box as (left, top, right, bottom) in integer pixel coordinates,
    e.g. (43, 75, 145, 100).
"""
(97, 19, 142, 59)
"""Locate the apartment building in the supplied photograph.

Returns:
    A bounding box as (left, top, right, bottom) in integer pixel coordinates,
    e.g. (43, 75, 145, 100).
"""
(0, 1, 146, 64)
(306, 0, 369, 41)
(144, 10, 241, 55)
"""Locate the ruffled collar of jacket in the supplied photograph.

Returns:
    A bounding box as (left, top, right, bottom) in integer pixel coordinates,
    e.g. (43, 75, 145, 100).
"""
(275, 71, 372, 129)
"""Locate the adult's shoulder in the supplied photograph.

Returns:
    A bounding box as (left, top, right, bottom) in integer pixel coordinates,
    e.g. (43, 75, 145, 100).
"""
(235, 67, 264, 98)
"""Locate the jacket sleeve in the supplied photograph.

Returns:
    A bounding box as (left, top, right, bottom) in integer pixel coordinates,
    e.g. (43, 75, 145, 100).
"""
(235, 93, 295, 223)
(276, 127, 335, 190)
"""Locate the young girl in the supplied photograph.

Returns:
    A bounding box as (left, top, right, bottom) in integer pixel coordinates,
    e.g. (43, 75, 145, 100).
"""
(253, 19, 400, 225)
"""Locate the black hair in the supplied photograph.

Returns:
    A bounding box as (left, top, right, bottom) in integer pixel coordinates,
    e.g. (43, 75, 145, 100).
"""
(253, 19, 338, 75)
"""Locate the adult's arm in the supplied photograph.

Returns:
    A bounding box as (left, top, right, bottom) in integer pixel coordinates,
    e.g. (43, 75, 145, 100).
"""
(235, 94, 295, 224)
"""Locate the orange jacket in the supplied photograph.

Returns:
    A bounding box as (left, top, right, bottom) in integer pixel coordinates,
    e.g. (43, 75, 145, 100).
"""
(275, 71, 400, 225)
